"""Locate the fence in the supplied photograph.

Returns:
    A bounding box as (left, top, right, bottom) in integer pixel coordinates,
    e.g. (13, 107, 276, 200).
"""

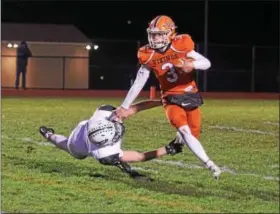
(2, 40, 279, 92)
(196, 44, 279, 92)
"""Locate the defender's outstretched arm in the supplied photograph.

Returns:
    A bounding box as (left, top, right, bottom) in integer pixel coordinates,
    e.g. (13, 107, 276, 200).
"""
(122, 99, 162, 119)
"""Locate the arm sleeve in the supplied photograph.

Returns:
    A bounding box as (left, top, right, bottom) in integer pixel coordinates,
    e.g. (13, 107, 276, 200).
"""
(120, 65, 151, 109)
(187, 50, 211, 70)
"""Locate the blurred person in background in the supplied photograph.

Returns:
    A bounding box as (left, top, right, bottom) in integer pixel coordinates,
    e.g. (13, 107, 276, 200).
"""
(15, 41, 32, 90)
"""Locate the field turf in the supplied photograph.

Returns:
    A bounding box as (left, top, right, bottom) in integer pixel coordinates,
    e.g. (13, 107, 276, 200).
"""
(1, 97, 279, 213)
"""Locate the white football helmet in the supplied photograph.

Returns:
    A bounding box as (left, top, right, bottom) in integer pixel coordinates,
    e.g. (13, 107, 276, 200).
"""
(87, 119, 117, 147)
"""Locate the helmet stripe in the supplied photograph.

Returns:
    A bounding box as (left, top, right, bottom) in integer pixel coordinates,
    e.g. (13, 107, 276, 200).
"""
(153, 15, 162, 28)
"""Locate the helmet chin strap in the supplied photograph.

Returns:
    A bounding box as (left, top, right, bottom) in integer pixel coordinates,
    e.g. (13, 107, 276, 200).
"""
(158, 44, 169, 52)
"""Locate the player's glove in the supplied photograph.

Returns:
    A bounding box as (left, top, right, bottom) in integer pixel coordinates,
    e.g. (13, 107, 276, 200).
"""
(98, 153, 121, 166)
(165, 137, 183, 155)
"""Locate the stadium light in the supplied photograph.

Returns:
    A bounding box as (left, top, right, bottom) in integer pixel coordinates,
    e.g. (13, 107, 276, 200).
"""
(93, 45, 99, 50)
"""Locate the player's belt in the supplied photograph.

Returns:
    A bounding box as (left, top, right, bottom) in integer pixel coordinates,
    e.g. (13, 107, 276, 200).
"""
(164, 92, 204, 109)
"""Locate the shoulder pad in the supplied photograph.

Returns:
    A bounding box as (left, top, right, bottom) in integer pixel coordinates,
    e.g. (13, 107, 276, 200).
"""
(172, 34, 195, 52)
(137, 45, 154, 65)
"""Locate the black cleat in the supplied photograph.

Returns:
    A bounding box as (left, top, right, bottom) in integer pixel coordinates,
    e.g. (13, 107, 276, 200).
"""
(39, 126, 55, 138)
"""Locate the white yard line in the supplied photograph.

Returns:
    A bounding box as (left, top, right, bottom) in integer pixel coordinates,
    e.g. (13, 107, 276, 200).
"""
(153, 159, 204, 169)
(264, 121, 279, 126)
(3, 135, 278, 182)
(153, 160, 279, 181)
(22, 137, 53, 146)
(2, 136, 53, 147)
(209, 125, 278, 136)
(131, 167, 158, 174)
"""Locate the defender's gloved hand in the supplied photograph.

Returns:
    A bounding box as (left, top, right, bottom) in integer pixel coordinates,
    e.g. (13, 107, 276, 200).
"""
(165, 137, 183, 155)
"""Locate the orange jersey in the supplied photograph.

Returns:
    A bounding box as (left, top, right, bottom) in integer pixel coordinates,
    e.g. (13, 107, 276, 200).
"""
(137, 34, 198, 96)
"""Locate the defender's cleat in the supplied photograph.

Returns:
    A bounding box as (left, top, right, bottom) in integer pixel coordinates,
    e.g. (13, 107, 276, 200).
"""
(206, 160, 222, 179)
(39, 126, 55, 139)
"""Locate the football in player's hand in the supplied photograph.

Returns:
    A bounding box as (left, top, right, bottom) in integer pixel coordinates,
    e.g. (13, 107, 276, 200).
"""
(174, 57, 195, 73)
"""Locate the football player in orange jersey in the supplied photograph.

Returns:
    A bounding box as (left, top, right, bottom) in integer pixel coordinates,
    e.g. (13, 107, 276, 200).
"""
(115, 15, 221, 179)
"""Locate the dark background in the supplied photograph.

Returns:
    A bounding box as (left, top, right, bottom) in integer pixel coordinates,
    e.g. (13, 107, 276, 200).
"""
(2, 0, 279, 92)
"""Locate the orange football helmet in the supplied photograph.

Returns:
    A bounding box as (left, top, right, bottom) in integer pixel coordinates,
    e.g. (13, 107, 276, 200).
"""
(147, 15, 177, 49)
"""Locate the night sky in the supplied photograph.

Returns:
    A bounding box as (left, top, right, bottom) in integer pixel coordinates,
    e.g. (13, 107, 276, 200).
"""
(2, 1, 279, 45)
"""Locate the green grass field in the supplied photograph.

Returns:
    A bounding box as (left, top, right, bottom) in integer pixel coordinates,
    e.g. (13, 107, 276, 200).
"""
(2, 97, 279, 213)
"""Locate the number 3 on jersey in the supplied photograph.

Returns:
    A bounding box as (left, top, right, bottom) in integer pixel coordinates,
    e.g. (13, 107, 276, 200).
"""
(162, 62, 178, 83)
